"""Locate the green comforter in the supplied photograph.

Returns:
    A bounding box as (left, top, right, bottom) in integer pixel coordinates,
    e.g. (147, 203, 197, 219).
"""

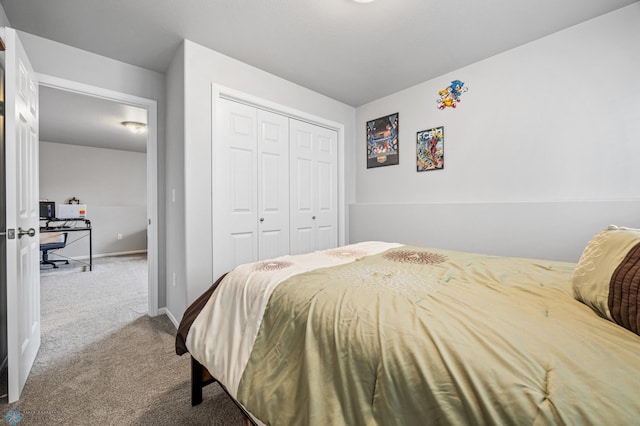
(237, 246, 640, 425)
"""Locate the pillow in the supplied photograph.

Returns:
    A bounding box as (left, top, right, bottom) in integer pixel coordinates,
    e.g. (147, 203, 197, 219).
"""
(572, 225, 640, 335)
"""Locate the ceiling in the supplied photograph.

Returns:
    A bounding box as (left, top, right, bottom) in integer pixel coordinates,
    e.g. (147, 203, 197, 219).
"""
(2, 0, 636, 107)
(2, 0, 637, 152)
(39, 87, 148, 153)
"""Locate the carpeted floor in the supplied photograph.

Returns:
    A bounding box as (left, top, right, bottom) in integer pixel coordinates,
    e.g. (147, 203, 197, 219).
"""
(1, 254, 246, 425)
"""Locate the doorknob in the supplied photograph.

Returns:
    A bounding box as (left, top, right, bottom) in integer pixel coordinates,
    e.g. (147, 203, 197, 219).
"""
(259, 217, 264, 222)
(18, 227, 36, 238)
(312, 216, 316, 220)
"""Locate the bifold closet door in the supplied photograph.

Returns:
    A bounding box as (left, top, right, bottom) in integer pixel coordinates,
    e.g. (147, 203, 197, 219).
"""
(214, 98, 290, 276)
(257, 109, 290, 261)
(289, 119, 338, 255)
(214, 98, 258, 274)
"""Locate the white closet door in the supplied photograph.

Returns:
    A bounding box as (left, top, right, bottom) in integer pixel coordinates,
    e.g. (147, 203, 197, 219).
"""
(213, 98, 258, 275)
(289, 119, 338, 255)
(313, 125, 338, 250)
(257, 110, 289, 260)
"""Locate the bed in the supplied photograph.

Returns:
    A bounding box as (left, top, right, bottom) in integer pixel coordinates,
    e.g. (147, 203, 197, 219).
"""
(176, 226, 640, 425)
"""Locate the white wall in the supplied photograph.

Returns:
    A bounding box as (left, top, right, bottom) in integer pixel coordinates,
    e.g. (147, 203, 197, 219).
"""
(18, 32, 165, 106)
(17, 31, 168, 307)
(0, 4, 9, 28)
(165, 40, 356, 322)
(351, 4, 640, 262)
(164, 43, 187, 323)
(39, 142, 147, 259)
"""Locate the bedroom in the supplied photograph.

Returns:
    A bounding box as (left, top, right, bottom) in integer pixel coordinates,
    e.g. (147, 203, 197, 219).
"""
(1, 0, 639, 423)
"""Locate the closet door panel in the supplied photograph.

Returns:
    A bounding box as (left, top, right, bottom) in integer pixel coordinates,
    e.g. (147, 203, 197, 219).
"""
(260, 230, 283, 260)
(290, 119, 338, 254)
(231, 148, 254, 211)
(214, 99, 258, 275)
(258, 110, 290, 260)
(260, 154, 279, 208)
(313, 126, 338, 250)
(290, 156, 314, 254)
(293, 227, 314, 255)
(317, 226, 334, 251)
(230, 233, 256, 267)
(317, 161, 332, 211)
(289, 121, 316, 255)
(294, 158, 313, 211)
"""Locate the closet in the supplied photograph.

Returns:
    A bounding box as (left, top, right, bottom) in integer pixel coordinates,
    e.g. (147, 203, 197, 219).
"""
(213, 97, 338, 278)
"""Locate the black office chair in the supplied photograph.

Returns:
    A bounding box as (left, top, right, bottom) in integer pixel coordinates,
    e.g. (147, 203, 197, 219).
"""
(40, 232, 70, 268)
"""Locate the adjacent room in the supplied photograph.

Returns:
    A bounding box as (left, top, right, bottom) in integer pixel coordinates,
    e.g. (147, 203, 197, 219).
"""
(36, 84, 151, 391)
(38, 86, 149, 271)
(1, 0, 639, 424)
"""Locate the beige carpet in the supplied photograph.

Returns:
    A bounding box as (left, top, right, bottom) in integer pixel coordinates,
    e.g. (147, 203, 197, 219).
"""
(1, 254, 246, 425)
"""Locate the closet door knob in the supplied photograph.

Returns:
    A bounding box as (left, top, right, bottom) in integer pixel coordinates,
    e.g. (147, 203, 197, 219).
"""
(312, 216, 316, 220)
(259, 217, 264, 222)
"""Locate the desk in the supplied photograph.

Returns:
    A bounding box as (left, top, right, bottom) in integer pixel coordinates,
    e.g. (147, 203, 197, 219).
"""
(40, 218, 92, 271)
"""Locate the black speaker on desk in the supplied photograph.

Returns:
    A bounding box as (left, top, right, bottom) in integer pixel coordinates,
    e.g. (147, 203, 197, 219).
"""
(39, 201, 56, 220)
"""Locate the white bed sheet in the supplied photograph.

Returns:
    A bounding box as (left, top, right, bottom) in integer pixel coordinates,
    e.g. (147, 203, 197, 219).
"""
(186, 241, 402, 398)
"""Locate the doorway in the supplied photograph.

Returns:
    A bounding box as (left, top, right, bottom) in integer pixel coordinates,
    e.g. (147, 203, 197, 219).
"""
(37, 75, 159, 315)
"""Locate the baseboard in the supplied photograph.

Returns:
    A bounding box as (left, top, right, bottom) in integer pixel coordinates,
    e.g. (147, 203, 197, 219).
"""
(163, 308, 180, 329)
(70, 249, 147, 261)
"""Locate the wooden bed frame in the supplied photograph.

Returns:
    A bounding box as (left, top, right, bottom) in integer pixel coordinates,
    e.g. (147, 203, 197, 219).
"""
(191, 356, 258, 425)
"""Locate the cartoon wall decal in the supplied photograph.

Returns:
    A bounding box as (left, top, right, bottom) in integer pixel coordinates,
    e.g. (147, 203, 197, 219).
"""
(437, 80, 468, 109)
(417, 126, 444, 171)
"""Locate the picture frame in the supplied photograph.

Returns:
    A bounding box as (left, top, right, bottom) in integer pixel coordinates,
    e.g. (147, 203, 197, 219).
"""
(366, 113, 399, 168)
(416, 126, 444, 172)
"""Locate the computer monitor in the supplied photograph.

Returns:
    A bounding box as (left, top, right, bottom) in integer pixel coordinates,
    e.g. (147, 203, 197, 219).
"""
(39, 201, 56, 219)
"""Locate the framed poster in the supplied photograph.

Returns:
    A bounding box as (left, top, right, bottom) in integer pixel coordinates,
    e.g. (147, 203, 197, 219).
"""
(416, 126, 444, 172)
(366, 113, 399, 168)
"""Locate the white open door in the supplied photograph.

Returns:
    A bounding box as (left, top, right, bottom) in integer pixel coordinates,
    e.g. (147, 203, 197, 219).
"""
(2, 27, 41, 403)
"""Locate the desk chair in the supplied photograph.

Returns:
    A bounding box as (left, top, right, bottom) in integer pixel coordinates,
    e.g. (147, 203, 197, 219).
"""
(40, 232, 69, 268)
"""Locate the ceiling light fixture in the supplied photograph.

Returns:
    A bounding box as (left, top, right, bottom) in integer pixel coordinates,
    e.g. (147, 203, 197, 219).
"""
(352, 0, 375, 3)
(121, 121, 147, 134)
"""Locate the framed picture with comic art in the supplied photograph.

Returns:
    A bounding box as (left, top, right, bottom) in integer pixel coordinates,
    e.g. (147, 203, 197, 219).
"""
(417, 126, 444, 172)
(366, 113, 399, 168)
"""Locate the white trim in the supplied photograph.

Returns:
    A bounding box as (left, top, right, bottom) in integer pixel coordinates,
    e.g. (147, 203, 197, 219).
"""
(54, 249, 148, 261)
(35, 73, 160, 316)
(216, 85, 342, 131)
(163, 308, 180, 329)
(91, 249, 148, 258)
(211, 84, 347, 248)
